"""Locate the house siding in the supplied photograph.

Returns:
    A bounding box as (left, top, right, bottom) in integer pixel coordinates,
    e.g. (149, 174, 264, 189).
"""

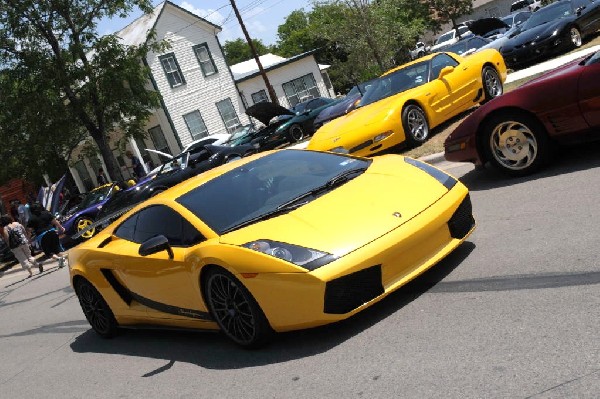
(146, 6, 248, 149)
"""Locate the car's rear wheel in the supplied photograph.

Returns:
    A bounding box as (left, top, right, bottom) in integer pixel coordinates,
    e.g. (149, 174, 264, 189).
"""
(289, 124, 304, 142)
(76, 217, 95, 239)
(75, 279, 118, 338)
(482, 66, 503, 102)
(402, 104, 429, 145)
(204, 267, 273, 348)
(483, 113, 549, 176)
(570, 26, 582, 48)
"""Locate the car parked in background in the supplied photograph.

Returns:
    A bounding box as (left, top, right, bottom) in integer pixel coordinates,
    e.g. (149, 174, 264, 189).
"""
(510, 0, 542, 12)
(308, 50, 507, 157)
(445, 50, 600, 176)
(313, 79, 377, 130)
(500, 0, 600, 68)
(410, 41, 430, 59)
(441, 35, 494, 56)
(429, 24, 473, 52)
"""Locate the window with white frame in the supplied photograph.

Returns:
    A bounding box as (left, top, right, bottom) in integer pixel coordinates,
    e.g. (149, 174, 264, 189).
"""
(183, 110, 209, 140)
(216, 98, 241, 133)
(251, 89, 269, 104)
(193, 43, 218, 77)
(159, 53, 185, 88)
(282, 73, 320, 108)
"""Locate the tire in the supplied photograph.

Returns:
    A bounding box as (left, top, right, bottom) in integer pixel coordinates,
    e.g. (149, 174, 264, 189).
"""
(75, 279, 118, 338)
(569, 26, 582, 48)
(204, 267, 273, 348)
(75, 217, 95, 240)
(401, 104, 429, 145)
(482, 66, 503, 103)
(288, 124, 304, 142)
(483, 112, 550, 176)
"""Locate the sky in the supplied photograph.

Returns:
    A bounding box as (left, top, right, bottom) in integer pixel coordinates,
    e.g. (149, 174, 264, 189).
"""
(97, 0, 313, 46)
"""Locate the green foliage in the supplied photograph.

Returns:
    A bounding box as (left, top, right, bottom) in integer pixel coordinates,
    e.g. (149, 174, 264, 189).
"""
(0, 0, 163, 184)
(427, 0, 473, 29)
(222, 38, 274, 65)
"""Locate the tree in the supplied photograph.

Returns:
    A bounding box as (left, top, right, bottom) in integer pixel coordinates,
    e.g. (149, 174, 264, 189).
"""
(0, 0, 165, 182)
(427, 0, 473, 35)
(222, 38, 273, 65)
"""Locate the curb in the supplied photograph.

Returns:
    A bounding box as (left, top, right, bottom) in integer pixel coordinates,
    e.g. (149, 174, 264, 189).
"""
(418, 151, 446, 165)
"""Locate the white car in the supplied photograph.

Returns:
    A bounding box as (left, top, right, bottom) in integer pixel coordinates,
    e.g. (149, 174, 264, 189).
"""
(429, 25, 472, 52)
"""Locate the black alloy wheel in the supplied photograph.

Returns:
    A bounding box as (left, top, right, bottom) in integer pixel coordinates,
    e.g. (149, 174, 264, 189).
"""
(289, 124, 305, 142)
(75, 279, 118, 338)
(204, 267, 273, 348)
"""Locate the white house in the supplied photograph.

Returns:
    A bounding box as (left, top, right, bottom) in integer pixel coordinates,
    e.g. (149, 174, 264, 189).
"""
(230, 52, 336, 110)
(69, 1, 249, 192)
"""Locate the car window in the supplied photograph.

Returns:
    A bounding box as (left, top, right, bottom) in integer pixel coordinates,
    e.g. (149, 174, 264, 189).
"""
(360, 61, 430, 106)
(431, 53, 459, 79)
(458, 26, 469, 35)
(114, 213, 138, 242)
(514, 12, 531, 25)
(436, 31, 455, 44)
(158, 153, 188, 176)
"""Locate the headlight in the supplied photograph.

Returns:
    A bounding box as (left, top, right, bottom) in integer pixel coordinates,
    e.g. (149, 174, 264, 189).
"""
(373, 130, 393, 142)
(243, 239, 336, 270)
(404, 157, 457, 189)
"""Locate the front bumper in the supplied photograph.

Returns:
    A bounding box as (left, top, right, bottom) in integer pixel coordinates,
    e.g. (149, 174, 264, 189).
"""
(244, 186, 474, 332)
(502, 35, 569, 68)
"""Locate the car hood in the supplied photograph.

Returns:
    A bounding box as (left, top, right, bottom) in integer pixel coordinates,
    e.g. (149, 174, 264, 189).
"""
(467, 18, 509, 37)
(219, 155, 450, 257)
(246, 102, 294, 125)
(505, 19, 570, 47)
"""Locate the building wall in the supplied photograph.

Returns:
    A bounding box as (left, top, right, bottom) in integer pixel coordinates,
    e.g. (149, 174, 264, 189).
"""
(146, 6, 249, 149)
(236, 56, 334, 109)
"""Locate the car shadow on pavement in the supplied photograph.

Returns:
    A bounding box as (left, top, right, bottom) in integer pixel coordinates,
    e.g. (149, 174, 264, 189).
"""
(70, 242, 476, 371)
(460, 141, 600, 191)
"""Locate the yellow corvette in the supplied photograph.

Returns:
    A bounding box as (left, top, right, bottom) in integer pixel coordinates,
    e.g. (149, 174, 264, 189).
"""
(307, 50, 507, 156)
(69, 149, 475, 347)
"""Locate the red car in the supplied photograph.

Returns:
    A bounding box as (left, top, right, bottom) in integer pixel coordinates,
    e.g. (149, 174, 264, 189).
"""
(444, 50, 600, 176)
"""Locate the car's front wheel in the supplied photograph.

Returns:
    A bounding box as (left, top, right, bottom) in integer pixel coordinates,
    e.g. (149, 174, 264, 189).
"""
(204, 267, 273, 348)
(569, 26, 582, 48)
(482, 66, 503, 102)
(75, 279, 118, 338)
(289, 124, 304, 142)
(483, 113, 549, 176)
(402, 104, 429, 145)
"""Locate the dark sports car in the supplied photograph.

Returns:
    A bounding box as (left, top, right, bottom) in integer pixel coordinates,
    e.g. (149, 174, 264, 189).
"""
(444, 50, 600, 176)
(313, 80, 377, 130)
(500, 0, 600, 68)
(74, 144, 255, 239)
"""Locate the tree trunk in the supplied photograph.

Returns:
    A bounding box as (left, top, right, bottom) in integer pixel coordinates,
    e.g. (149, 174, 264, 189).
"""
(91, 131, 120, 183)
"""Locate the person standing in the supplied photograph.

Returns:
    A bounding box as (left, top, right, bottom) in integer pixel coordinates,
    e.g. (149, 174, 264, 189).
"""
(26, 203, 67, 268)
(125, 150, 146, 179)
(1, 214, 41, 276)
(97, 167, 108, 185)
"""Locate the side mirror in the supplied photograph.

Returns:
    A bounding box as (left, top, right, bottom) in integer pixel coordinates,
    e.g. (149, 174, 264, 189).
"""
(139, 235, 173, 259)
(438, 65, 455, 79)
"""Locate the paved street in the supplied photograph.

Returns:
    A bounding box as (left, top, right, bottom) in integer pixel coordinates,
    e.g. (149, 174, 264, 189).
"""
(1, 141, 599, 398)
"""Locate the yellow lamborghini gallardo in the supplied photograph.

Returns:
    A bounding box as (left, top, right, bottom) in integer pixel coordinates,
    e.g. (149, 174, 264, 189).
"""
(307, 50, 507, 156)
(69, 149, 475, 348)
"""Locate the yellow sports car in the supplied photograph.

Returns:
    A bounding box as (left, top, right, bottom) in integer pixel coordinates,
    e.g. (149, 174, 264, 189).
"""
(69, 149, 475, 348)
(307, 50, 507, 156)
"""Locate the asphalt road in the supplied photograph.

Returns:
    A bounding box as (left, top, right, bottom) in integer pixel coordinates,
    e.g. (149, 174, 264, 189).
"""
(0, 142, 599, 398)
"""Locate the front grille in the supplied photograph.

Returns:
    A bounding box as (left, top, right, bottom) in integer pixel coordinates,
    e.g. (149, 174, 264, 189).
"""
(448, 194, 475, 239)
(324, 265, 384, 314)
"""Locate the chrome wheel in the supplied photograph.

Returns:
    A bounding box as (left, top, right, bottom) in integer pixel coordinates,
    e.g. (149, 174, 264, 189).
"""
(489, 120, 538, 171)
(206, 271, 260, 346)
(76, 280, 117, 338)
(76, 218, 95, 239)
(482, 66, 503, 101)
(570, 27, 582, 48)
(402, 104, 429, 144)
(289, 124, 304, 142)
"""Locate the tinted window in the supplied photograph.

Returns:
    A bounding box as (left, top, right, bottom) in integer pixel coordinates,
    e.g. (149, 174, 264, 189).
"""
(431, 53, 459, 79)
(514, 12, 531, 25)
(114, 213, 138, 241)
(360, 62, 430, 106)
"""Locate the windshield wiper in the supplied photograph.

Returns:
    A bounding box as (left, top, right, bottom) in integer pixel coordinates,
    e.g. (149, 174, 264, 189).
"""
(222, 167, 368, 233)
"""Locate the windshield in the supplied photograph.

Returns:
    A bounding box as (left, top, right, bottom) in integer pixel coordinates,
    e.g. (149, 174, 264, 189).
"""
(177, 150, 371, 234)
(436, 31, 455, 44)
(158, 153, 188, 176)
(79, 185, 113, 208)
(360, 61, 430, 107)
(523, 2, 571, 29)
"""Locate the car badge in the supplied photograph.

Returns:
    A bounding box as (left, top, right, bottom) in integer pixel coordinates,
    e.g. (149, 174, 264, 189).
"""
(392, 212, 401, 218)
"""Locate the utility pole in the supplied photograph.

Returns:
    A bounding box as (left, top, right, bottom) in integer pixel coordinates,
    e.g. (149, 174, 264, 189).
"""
(229, 0, 279, 105)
